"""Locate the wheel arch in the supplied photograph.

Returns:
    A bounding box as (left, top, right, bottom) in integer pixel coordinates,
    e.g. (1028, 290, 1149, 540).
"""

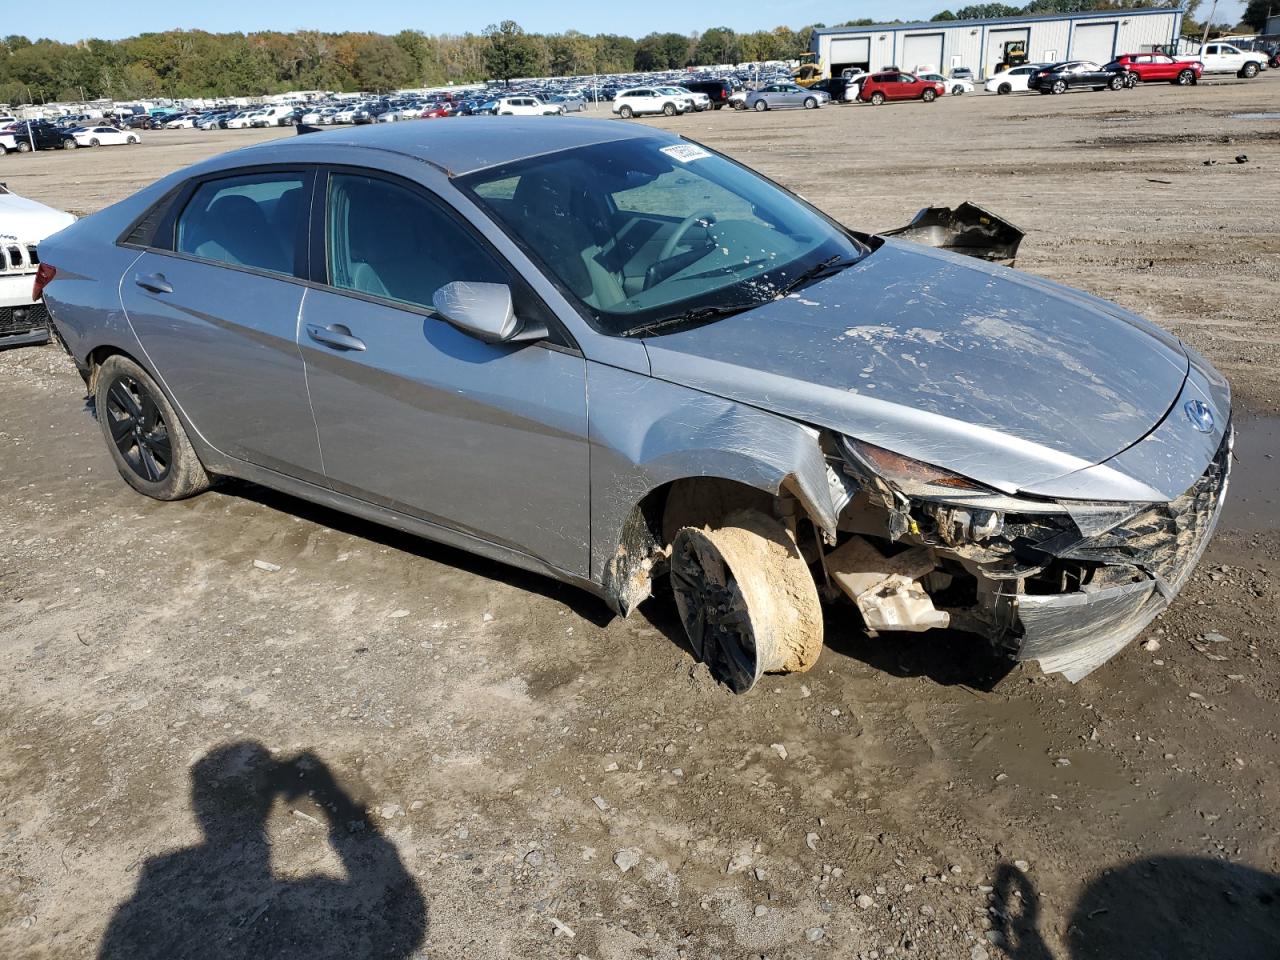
(587, 366, 843, 615)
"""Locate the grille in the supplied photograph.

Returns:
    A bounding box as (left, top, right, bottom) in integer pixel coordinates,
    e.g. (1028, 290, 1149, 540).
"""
(1063, 429, 1231, 591)
(0, 243, 39, 272)
(0, 300, 50, 338)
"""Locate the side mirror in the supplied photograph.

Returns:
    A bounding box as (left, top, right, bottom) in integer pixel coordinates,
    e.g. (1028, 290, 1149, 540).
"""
(432, 281, 521, 343)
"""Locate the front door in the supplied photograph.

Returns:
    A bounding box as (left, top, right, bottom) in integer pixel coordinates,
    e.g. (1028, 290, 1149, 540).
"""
(298, 169, 591, 576)
(119, 168, 324, 482)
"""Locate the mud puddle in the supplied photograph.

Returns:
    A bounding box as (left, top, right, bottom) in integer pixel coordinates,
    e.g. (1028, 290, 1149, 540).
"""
(1223, 415, 1278, 532)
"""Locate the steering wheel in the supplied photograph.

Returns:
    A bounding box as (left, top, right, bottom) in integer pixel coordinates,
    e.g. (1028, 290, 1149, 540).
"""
(657, 210, 718, 262)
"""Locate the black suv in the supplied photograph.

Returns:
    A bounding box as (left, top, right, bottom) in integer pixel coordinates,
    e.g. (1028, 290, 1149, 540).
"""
(680, 79, 736, 109)
(6, 120, 78, 152)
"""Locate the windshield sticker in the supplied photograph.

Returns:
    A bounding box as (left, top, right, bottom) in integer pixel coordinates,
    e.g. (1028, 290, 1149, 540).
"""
(661, 144, 712, 163)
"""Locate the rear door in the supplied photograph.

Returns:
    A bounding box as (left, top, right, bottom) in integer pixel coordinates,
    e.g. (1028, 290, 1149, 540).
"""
(298, 168, 591, 576)
(119, 167, 324, 481)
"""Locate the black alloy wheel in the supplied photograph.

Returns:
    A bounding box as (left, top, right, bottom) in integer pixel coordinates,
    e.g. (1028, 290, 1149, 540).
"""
(104, 373, 172, 483)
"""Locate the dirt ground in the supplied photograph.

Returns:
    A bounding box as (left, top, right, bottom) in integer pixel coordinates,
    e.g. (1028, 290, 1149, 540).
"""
(2, 78, 1279, 960)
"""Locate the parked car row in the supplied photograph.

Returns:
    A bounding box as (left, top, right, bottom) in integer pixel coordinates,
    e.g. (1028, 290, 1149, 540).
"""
(0, 118, 142, 152)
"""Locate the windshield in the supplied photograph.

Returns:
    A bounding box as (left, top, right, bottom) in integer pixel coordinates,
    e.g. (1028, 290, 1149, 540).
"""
(459, 137, 867, 337)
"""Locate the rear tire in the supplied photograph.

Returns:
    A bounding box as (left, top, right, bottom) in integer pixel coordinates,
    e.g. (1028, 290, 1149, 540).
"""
(998, 83, 1012, 95)
(870, 91, 886, 105)
(618, 104, 633, 118)
(89, 138, 100, 146)
(670, 510, 823, 693)
(16, 141, 31, 152)
(95, 355, 211, 501)
(1052, 80, 1067, 95)
(753, 99, 768, 111)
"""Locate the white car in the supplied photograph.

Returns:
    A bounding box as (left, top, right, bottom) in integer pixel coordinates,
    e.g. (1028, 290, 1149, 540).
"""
(163, 115, 199, 129)
(0, 183, 75, 347)
(330, 106, 363, 124)
(224, 111, 262, 129)
(985, 64, 1044, 94)
(71, 125, 140, 147)
(919, 72, 974, 96)
(612, 87, 689, 118)
(660, 86, 708, 111)
(494, 96, 562, 116)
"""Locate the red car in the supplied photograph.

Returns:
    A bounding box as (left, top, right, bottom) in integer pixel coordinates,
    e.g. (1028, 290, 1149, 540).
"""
(1110, 53, 1202, 86)
(858, 71, 946, 105)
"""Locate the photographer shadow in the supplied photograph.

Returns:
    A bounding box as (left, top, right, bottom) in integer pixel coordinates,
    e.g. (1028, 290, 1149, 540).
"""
(98, 742, 426, 960)
(993, 857, 1280, 960)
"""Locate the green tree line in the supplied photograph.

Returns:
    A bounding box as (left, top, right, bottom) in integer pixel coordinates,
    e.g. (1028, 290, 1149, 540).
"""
(0, 0, 1251, 106)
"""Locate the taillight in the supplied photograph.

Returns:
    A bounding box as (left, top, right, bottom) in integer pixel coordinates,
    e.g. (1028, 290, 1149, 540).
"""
(33, 262, 56, 301)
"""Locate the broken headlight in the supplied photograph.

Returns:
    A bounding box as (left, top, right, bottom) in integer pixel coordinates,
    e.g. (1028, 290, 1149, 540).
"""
(838, 437, 995, 499)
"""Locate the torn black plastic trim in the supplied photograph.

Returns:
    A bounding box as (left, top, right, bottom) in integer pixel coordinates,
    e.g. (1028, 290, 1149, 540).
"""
(880, 202, 1025, 265)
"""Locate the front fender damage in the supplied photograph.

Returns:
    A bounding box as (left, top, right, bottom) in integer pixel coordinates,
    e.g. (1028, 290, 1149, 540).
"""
(590, 364, 846, 616)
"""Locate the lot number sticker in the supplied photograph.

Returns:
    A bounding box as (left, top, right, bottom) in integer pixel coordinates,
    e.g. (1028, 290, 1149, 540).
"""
(661, 144, 712, 163)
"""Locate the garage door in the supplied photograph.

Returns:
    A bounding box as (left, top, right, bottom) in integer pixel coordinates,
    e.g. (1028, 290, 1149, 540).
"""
(830, 37, 872, 72)
(986, 28, 1030, 77)
(1072, 22, 1118, 65)
(902, 33, 944, 73)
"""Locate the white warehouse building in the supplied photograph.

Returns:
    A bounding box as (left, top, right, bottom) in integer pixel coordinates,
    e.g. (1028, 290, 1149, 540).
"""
(809, 7, 1185, 80)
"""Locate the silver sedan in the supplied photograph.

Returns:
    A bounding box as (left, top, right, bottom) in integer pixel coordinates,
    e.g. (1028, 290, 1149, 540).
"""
(37, 119, 1231, 692)
(744, 83, 826, 111)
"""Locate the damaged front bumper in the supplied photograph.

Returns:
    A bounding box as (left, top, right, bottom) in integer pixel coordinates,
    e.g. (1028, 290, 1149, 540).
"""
(1009, 428, 1230, 680)
(824, 422, 1232, 683)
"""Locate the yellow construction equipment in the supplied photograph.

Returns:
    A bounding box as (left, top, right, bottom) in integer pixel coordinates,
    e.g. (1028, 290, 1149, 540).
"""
(994, 40, 1029, 74)
(792, 52, 826, 86)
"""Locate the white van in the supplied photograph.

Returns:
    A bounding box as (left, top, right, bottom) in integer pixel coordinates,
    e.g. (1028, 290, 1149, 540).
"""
(250, 105, 297, 127)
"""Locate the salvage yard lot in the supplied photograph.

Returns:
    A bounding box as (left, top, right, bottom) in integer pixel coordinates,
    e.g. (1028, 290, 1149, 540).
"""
(3, 79, 1279, 959)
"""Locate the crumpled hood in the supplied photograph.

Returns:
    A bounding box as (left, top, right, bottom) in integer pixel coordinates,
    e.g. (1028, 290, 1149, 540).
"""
(0, 190, 76, 244)
(643, 240, 1190, 498)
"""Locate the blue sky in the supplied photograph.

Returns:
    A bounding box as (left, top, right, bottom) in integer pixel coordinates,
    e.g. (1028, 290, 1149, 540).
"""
(20, 1, 1249, 43)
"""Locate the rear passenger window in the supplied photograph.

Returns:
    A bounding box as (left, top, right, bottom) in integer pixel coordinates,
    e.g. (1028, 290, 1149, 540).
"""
(176, 172, 307, 276)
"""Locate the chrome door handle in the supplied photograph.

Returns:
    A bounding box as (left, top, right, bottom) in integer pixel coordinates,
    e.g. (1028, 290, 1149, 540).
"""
(135, 273, 173, 294)
(305, 323, 366, 352)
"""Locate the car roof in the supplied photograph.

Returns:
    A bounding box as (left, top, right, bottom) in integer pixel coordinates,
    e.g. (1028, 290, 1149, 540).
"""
(218, 117, 673, 177)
